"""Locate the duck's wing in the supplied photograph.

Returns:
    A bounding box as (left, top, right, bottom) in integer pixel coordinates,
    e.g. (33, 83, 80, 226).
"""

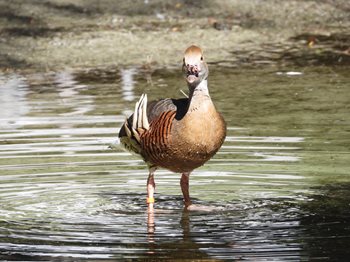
(147, 97, 188, 122)
(118, 95, 188, 155)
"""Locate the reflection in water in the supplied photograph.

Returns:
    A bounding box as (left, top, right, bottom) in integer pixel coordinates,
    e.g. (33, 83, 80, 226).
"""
(147, 204, 155, 255)
(146, 205, 212, 259)
(144, 196, 303, 260)
(120, 68, 136, 102)
(0, 73, 29, 128)
(55, 71, 94, 116)
(0, 67, 349, 260)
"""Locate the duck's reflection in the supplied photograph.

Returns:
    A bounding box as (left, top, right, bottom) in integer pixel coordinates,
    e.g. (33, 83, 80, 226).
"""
(146, 204, 156, 255)
(180, 208, 191, 240)
(146, 204, 211, 259)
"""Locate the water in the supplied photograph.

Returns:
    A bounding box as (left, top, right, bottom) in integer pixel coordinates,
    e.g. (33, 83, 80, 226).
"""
(0, 66, 349, 261)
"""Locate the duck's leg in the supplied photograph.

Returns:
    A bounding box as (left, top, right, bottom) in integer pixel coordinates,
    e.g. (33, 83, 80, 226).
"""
(147, 167, 156, 236)
(147, 166, 157, 205)
(180, 172, 192, 207)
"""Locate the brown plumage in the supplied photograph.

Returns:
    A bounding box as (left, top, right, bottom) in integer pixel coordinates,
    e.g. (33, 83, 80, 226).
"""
(119, 45, 226, 208)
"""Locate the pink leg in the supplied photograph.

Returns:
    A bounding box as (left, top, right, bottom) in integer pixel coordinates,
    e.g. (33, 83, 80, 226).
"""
(147, 169, 156, 237)
(180, 172, 192, 207)
(147, 167, 157, 206)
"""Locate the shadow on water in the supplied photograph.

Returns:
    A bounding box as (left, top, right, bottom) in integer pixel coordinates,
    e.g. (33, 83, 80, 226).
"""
(299, 183, 350, 261)
(0, 66, 349, 260)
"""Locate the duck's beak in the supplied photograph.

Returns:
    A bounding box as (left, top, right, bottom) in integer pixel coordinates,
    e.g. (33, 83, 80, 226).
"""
(184, 64, 200, 84)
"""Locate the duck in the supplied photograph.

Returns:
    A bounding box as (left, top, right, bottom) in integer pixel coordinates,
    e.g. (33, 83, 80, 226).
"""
(119, 45, 226, 208)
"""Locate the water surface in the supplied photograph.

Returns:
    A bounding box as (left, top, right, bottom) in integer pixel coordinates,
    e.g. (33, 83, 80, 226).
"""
(0, 66, 349, 261)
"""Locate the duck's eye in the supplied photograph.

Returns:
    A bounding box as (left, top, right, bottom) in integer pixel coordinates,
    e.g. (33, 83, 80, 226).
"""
(200, 56, 203, 61)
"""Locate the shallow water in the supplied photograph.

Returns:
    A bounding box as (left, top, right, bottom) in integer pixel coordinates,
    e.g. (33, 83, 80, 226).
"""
(0, 66, 349, 261)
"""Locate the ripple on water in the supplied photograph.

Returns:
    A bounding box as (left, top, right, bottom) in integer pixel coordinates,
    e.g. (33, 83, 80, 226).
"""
(1, 68, 350, 260)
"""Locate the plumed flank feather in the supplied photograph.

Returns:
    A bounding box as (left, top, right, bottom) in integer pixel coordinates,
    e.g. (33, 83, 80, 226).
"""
(119, 94, 150, 154)
(132, 94, 149, 139)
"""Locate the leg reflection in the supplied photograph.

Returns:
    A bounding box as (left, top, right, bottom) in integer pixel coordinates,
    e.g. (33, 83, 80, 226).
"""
(180, 209, 190, 241)
(147, 203, 156, 256)
(147, 203, 155, 236)
(146, 205, 212, 259)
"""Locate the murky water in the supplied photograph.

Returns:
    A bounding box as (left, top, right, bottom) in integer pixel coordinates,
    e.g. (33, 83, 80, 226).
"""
(0, 66, 349, 261)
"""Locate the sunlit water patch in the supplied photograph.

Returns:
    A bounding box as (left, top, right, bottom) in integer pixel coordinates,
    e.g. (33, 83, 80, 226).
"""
(0, 67, 349, 260)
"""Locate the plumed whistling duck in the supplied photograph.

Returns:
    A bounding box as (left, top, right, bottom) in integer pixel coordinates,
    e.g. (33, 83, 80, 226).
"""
(119, 45, 226, 208)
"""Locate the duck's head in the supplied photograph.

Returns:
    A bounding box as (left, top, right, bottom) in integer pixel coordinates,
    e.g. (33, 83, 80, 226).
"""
(182, 45, 208, 87)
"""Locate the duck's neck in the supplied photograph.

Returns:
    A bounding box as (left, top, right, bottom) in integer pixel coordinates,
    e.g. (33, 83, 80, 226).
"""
(187, 79, 212, 112)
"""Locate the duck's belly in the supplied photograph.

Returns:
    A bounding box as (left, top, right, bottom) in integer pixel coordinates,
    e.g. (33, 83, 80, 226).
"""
(140, 109, 226, 173)
(166, 142, 219, 173)
(143, 144, 216, 173)
(142, 130, 224, 173)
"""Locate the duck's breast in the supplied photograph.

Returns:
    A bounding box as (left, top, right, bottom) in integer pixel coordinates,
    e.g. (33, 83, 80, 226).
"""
(167, 102, 226, 172)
